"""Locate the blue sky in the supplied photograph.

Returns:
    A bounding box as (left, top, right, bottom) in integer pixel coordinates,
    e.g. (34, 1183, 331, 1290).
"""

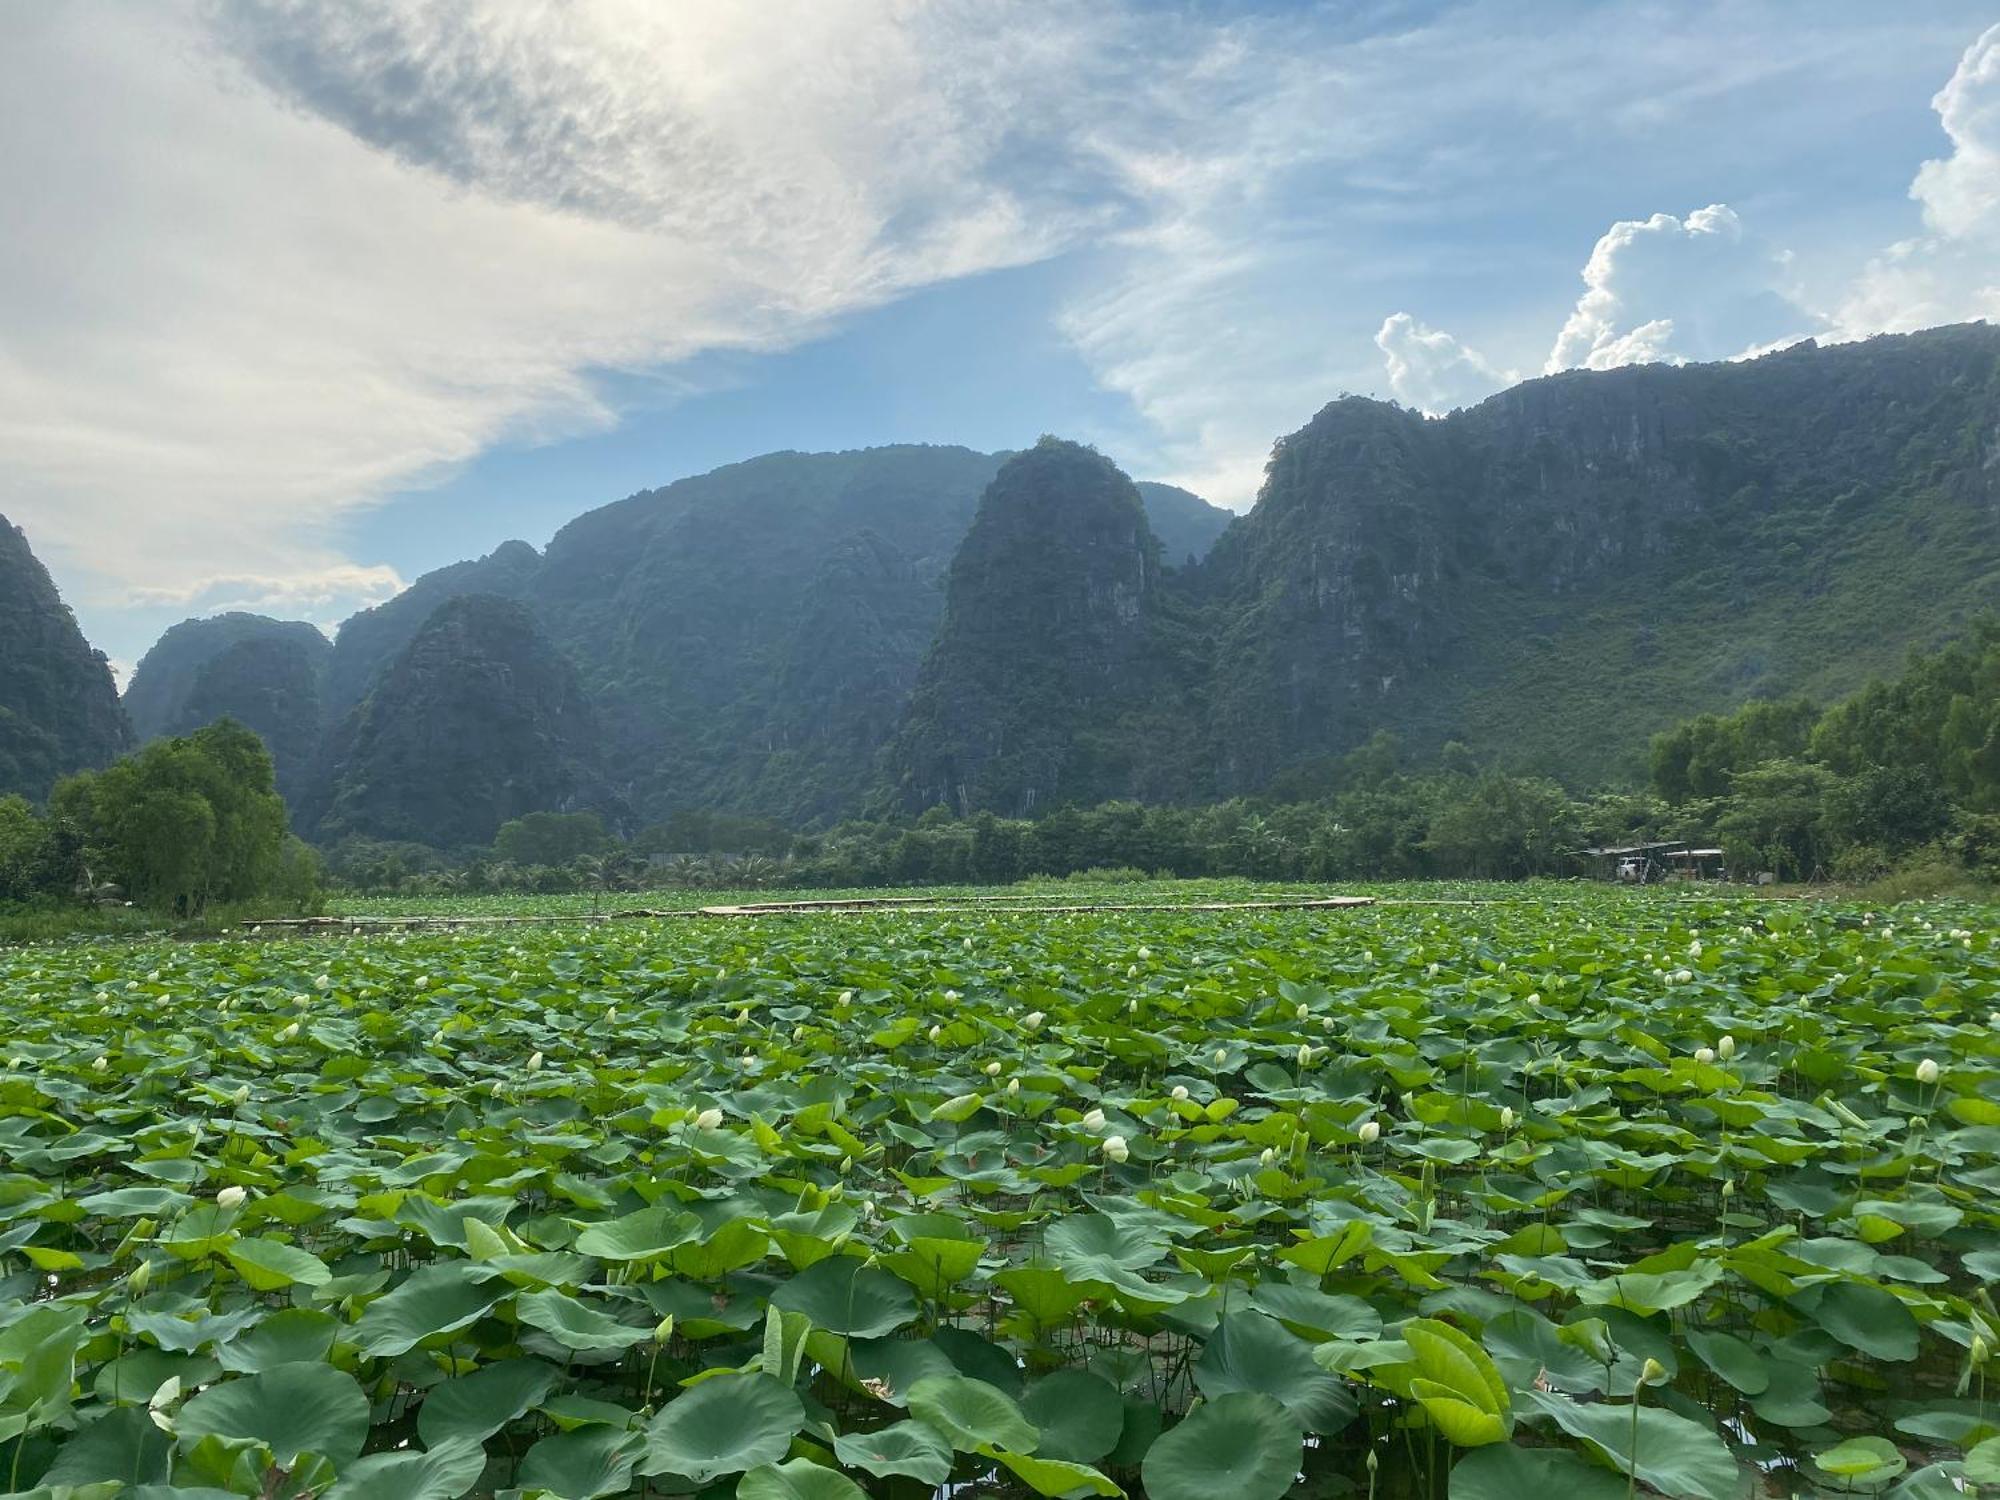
(3, 2, 1997, 672)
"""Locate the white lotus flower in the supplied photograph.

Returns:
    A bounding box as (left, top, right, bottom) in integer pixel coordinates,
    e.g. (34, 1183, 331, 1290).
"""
(1006, 1078, 1020, 1096)
(1499, 1106, 1515, 1130)
(215, 1186, 247, 1210)
(1127, 998, 1139, 1015)
(1295, 1003, 1310, 1021)
(1101, 1135, 1130, 1164)
(526, 1051, 544, 1072)
(1694, 1047, 1716, 1066)
(1295, 1044, 1312, 1067)
(1259, 1147, 1276, 1166)
(278, 1022, 299, 1042)
(1671, 969, 1693, 985)
(837, 991, 853, 1007)
(415, 976, 429, 989)
(605, 1006, 617, 1022)
(1126, 965, 1139, 978)
(1917, 1057, 1941, 1085)
(927, 1025, 943, 1043)
(984, 1061, 1002, 1077)
(92, 1055, 108, 1072)
(1213, 1047, 1228, 1064)
(1717, 1035, 1736, 1060)
(1170, 1085, 1190, 1101)
(1081, 1108, 1107, 1134)
(231, 1085, 250, 1106)
(1357, 1120, 1381, 1145)
(1022, 1011, 1045, 1031)
(314, 975, 331, 991)
(694, 1107, 724, 1130)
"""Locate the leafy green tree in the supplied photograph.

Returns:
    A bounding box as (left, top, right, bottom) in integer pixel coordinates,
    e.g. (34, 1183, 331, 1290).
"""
(495, 811, 608, 867)
(55, 720, 291, 914)
(1714, 759, 1837, 880)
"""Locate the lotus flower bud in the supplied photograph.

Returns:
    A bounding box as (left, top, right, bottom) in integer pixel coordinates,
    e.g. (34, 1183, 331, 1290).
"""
(1717, 1035, 1736, 1060)
(1296, 1043, 1312, 1068)
(605, 1006, 617, 1022)
(1081, 1107, 1107, 1134)
(839, 1155, 853, 1174)
(1694, 1047, 1716, 1066)
(1102, 1135, 1130, 1164)
(984, 1060, 1002, 1077)
(1499, 1106, 1515, 1131)
(1213, 1047, 1227, 1064)
(1171, 1085, 1190, 1101)
(1023, 1011, 1045, 1031)
(127, 1258, 152, 1296)
(1137, 947, 1151, 960)
(92, 1055, 108, 1072)
(216, 1186, 247, 1210)
(1295, 1003, 1310, 1021)
(694, 1107, 724, 1130)
(655, 1316, 676, 1342)
(1128, 998, 1139, 1015)
(1006, 1078, 1020, 1096)
(837, 991, 853, 1007)
(1259, 1147, 1276, 1166)
(415, 976, 429, 989)
(232, 1084, 250, 1107)
(1973, 1334, 1990, 1365)
(1357, 1120, 1381, 1145)
(527, 1051, 544, 1072)
(1917, 1057, 1941, 1085)
(1720, 1178, 1735, 1199)
(315, 974, 331, 991)
(277, 1022, 298, 1042)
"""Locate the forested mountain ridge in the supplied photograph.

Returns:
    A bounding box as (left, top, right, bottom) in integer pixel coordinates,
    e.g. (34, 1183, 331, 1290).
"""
(309, 594, 620, 848)
(123, 613, 331, 803)
(0, 516, 131, 801)
(1199, 323, 2000, 791)
(889, 439, 1211, 815)
(74, 319, 2000, 847)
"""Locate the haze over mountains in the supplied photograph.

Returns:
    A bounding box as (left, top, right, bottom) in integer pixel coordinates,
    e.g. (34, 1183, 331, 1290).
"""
(5, 324, 1997, 848)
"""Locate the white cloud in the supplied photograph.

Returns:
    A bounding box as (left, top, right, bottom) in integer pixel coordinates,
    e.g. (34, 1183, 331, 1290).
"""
(1545, 205, 1812, 373)
(0, 1, 1121, 622)
(1374, 314, 1514, 414)
(1833, 24, 2000, 335)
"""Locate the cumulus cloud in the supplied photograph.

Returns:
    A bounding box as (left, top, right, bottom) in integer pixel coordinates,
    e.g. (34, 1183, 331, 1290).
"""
(1544, 205, 1813, 372)
(1833, 24, 2000, 335)
(1374, 314, 1513, 414)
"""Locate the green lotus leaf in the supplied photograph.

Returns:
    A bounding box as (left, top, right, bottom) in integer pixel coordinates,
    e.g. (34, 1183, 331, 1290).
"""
(638, 1374, 803, 1483)
(738, 1458, 872, 1500)
(1194, 1311, 1357, 1435)
(906, 1374, 1039, 1454)
(176, 1361, 371, 1467)
(1019, 1369, 1125, 1463)
(1140, 1393, 1302, 1500)
(832, 1419, 955, 1484)
(324, 1436, 486, 1500)
(1520, 1390, 1740, 1500)
(769, 1254, 918, 1338)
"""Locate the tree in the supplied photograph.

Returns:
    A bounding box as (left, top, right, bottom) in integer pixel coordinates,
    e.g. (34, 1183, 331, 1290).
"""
(495, 811, 607, 867)
(55, 719, 292, 914)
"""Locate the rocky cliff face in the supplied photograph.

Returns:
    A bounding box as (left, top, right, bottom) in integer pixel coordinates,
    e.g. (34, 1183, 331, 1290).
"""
(323, 539, 543, 720)
(1201, 323, 2000, 788)
(312, 594, 619, 848)
(0, 516, 132, 800)
(889, 438, 1207, 814)
(124, 613, 331, 804)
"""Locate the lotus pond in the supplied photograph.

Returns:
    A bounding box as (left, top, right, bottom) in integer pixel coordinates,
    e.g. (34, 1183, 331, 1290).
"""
(0, 886, 1997, 1499)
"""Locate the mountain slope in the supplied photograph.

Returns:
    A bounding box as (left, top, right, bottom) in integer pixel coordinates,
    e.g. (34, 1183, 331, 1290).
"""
(124, 614, 331, 804)
(888, 439, 1210, 815)
(0, 516, 132, 800)
(1136, 481, 1235, 565)
(314, 594, 620, 848)
(1203, 323, 2000, 789)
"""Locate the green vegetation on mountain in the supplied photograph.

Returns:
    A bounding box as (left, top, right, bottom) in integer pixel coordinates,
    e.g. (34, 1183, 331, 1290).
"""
(123, 613, 331, 803)
(65, 321, 2000, 853)
(1204, 324, 2000, 791)
(0, 516, 131, 801)
(890, 438, 1209, 814)
(322, 539, 541, 718)
(1135, 480, 1234, 565)
(313, 594, 620, 849)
